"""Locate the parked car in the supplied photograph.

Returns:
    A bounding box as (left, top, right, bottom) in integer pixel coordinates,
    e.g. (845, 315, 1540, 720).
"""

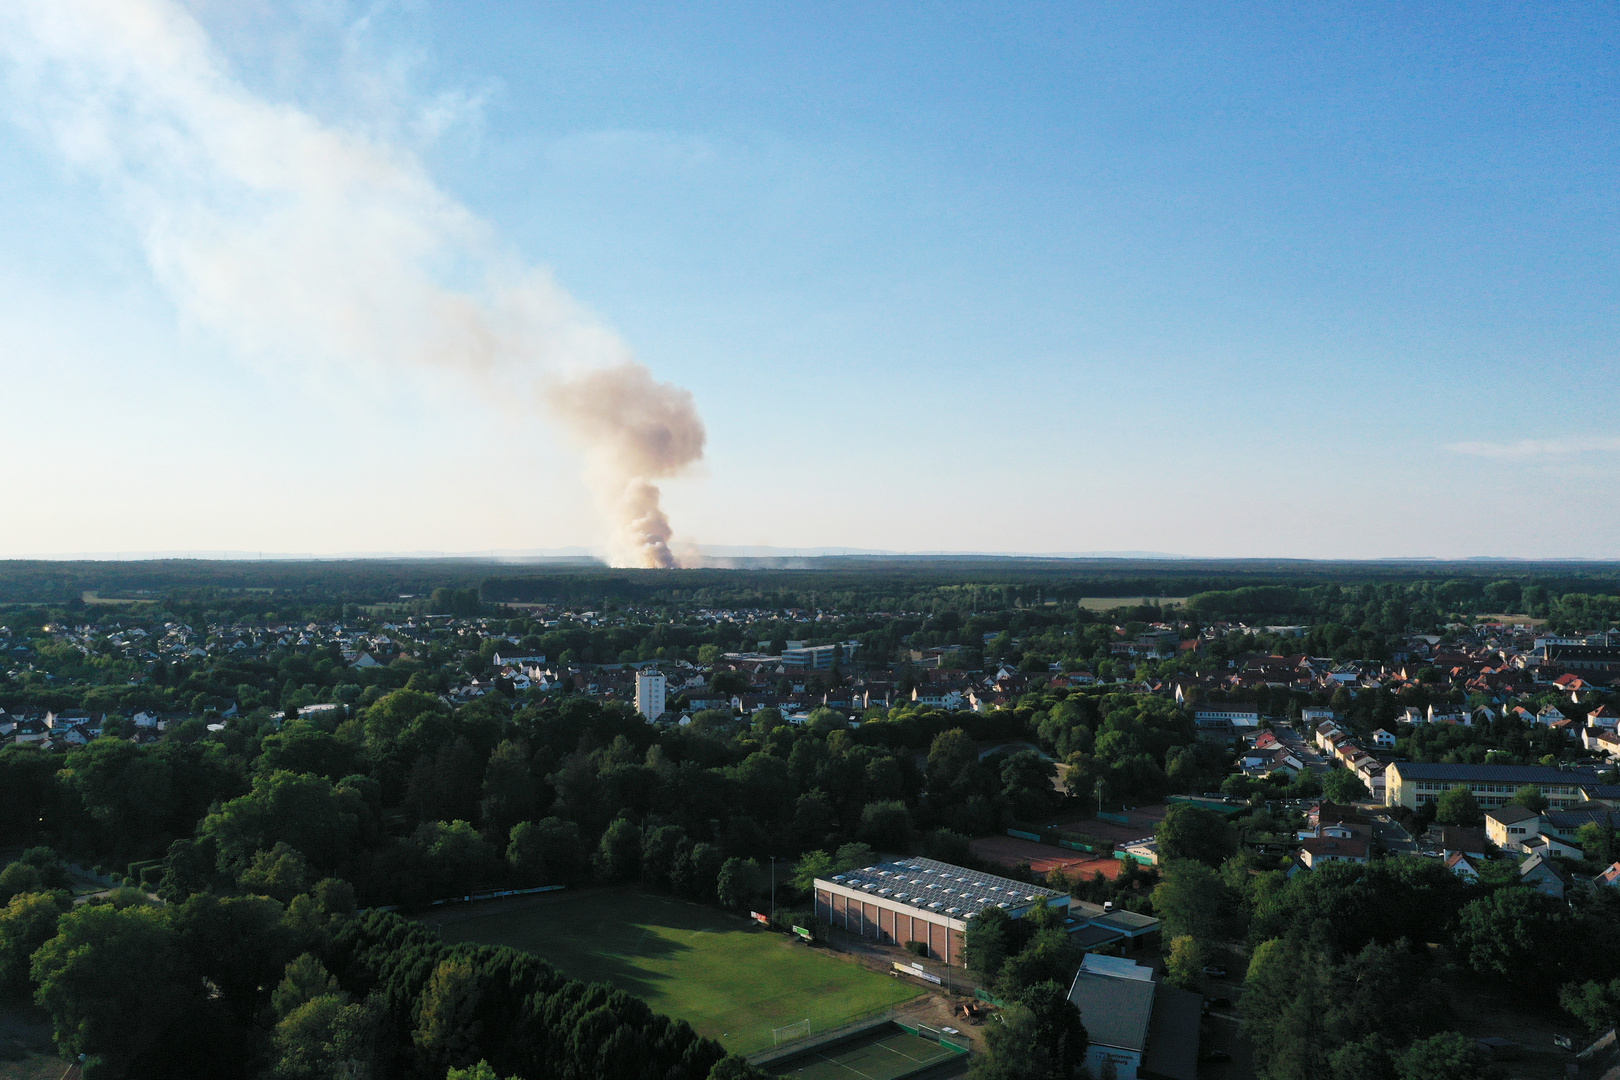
(1201, 965, 1228, 978)
(1200, 1049, 1232, 1063)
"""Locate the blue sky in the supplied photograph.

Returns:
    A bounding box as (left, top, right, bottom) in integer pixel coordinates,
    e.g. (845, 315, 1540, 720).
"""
(0, 1, 1615, 559)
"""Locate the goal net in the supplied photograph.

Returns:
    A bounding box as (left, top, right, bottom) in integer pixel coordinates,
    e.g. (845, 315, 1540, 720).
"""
(772, 1019, 812, 1046)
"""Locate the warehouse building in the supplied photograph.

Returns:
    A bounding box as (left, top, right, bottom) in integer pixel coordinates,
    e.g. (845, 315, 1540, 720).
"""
(814, 857, 1067, 964)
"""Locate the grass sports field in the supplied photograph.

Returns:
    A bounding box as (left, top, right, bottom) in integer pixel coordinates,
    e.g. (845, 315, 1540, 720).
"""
(432, 890, 922, 1055)
(769, 1026, 961, 1080)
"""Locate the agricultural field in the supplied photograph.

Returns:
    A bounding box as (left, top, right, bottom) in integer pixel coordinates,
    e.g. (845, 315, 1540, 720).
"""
(431, 890, 922, 1055)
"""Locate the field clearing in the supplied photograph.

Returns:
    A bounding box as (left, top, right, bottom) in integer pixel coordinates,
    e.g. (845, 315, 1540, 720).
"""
(431, 890, 922, 1055)
(1073, 596, 1187, 611)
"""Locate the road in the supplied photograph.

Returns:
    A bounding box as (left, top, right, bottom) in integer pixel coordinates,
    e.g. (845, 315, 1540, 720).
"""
(1369, 810, 1416, 854)
(1197, 972, 1255, 1080)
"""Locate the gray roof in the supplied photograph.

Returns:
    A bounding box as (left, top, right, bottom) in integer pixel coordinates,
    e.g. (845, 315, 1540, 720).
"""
(1485, 805, 1540, 825)
(1141, 983, 1203, 1080)
(1065, 923, 1126, 949)
(1391, 762, 1600, 785)
(1071, 901, 1162, 935)
(1548, 806, 1620, 828)
(1067, 970, 1157, 1052)
(824, 857, 1064, 920)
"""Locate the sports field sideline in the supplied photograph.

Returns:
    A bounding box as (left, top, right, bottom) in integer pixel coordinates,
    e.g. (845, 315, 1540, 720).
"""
(430, 888, 921, 1055)
(770, 1026, 960, 1080)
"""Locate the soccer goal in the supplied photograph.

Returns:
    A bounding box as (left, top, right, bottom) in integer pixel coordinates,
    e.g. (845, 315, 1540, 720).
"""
(772, 1019, 812, 1046)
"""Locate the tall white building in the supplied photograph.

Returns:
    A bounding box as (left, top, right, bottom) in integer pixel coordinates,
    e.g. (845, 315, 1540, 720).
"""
(636, 670, 667, 722)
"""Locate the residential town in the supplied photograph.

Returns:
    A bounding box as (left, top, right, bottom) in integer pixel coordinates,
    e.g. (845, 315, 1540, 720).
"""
(7, 565, 1620, 1079)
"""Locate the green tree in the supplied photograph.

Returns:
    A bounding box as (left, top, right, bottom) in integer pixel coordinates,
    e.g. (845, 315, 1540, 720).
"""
(927, 728, 979, 794)
(1323, 768, 1369, 803)
(672, 842, 725, 903)
(199, 770, 360, 875)
(31, 903, 198, 1075)
(1001, 751, 1059, 819)
(1151, 860, 1226, 941)
(269, 992, 385, 1080)
(416, 820, 498, 891)
(1395, 1031, 1491, 1080)
(834, 842, 876, 872)
(1164, 935, 1207, 990)
(641, 825, 692, 890)
(272, 953, 339, 1020)
(963, 905, 1015, 983)
(857, 800, 914, 852)
(716, 858, 763, 909)
(1435, 785, 1482, 827)
(997, 930, 1076, 999)
(1560, 977, 1620, 1033)
(594, 818, 642, 882)
(792, 850, 834, 894)
(237, 842, 313, 903)
(1155, 803, 1238, 867)
(413, 957, 483, 1070)
(970, 979, 1087, 1080)
(1454, 887, 1572, 989)
(0, 863, 43, 906)
(751, 707, 787, 735)
(56, 739, 178, 862)
(447, 1062, 522, 1080)
(0, 890, 70, 994)
(706, 1056, 771, 1080)
(478, 739, 536, 837)
(1509, 785, 1549, 813)
(1577, 820, 1618, 868)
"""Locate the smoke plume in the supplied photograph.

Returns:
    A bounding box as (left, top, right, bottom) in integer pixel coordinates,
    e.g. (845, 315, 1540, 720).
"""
(0, 0, 704, 567)
(547, 364, 705, 568)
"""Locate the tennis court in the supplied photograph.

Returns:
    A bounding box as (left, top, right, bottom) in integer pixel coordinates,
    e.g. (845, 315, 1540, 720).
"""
(770, 1026, 961, 1080)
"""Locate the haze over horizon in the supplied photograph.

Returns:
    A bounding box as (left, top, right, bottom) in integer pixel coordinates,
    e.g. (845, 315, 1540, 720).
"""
(1, 2, 1615, 561)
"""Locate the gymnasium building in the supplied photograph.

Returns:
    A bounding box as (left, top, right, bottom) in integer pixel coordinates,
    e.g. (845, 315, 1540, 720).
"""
(814, 857, 1068, 964)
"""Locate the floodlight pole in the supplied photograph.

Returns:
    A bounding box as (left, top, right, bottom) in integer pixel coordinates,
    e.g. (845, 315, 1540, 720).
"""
(770, 855, 776, 923)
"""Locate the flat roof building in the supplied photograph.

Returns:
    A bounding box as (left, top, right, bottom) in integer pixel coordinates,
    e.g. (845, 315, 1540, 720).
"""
(1385, 762, 1603, 810)
(635, 670, 667, 722)
(814, 857, 1067, 964)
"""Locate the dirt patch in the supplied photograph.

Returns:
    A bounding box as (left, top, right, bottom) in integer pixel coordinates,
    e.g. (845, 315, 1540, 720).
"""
(0, 1002, 61, 1080)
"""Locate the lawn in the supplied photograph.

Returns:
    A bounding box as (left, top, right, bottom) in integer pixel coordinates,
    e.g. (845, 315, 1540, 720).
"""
(431, 890, 922, 1055)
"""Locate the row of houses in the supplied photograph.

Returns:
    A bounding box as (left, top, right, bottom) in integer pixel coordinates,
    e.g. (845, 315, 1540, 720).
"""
(1311, 718, 1389, 800)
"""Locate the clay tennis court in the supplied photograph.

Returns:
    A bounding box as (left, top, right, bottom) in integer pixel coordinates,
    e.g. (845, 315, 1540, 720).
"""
(1044, 803, 1170, 846)
(967, 835, 1122, 879)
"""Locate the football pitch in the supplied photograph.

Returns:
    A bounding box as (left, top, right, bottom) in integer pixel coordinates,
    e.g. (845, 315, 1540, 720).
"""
(431, 890, 923, 1055)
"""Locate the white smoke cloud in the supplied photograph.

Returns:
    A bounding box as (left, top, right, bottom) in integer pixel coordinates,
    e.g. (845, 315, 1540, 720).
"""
(0, 0, 704, 567)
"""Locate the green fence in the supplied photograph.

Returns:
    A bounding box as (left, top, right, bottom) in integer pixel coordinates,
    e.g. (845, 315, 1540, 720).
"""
(1007, 825, 1112, 855)
(896, 1020, 971, 1055)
